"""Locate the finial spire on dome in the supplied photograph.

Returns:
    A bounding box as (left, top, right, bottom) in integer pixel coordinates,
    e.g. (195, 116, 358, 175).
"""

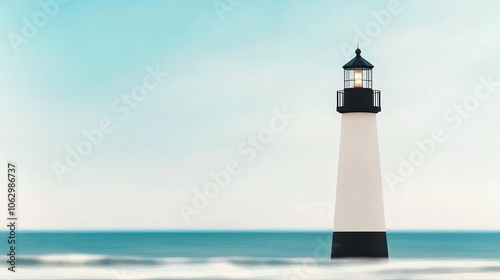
(343, 46, 373, 69)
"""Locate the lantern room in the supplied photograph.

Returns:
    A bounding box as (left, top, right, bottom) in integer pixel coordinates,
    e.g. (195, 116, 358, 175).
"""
(343, 48, 373, 89)
(337, 47, 380, 114)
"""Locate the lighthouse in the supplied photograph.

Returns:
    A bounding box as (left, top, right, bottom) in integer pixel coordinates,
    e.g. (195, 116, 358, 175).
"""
(331, 48, 388, 258)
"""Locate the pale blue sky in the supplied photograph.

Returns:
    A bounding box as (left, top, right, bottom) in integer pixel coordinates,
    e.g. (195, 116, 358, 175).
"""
(1, 0, 500, 230)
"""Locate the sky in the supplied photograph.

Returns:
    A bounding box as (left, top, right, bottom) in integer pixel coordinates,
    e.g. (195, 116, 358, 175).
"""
(1, 0, 500, 230)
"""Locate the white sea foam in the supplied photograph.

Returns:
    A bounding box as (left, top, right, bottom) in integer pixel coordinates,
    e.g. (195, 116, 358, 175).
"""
(37, 254, 108, 264)
(2, 257, 500, 279)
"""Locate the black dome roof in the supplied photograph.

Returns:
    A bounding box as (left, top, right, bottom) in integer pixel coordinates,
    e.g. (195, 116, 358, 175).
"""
(343, 48, 374, 69)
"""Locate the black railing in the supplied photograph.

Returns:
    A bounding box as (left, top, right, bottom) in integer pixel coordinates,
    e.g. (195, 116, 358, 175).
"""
(337, 90, 344, 107)
(337, 88, 381, 112)
(373, 90, 380, 107)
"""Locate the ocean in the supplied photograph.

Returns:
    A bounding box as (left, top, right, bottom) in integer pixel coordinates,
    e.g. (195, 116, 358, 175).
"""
(1, 231, 500, 279)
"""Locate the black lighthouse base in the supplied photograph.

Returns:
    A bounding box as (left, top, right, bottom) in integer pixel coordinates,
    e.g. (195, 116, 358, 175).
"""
(331, 232, 388, 258)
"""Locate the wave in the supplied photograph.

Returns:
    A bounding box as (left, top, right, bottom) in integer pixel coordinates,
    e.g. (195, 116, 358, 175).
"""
(13, 254, 334, 267)
(14, 254, 178, 266)
(10, 254, 500, 267)
(3, 255, 500, 279)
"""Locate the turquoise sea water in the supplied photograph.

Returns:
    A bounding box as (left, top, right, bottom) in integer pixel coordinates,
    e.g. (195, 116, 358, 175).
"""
(2, 231, 500, 279)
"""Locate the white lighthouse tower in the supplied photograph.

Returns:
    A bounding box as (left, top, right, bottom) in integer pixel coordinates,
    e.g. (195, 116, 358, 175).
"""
(331, 48, 388, 258)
